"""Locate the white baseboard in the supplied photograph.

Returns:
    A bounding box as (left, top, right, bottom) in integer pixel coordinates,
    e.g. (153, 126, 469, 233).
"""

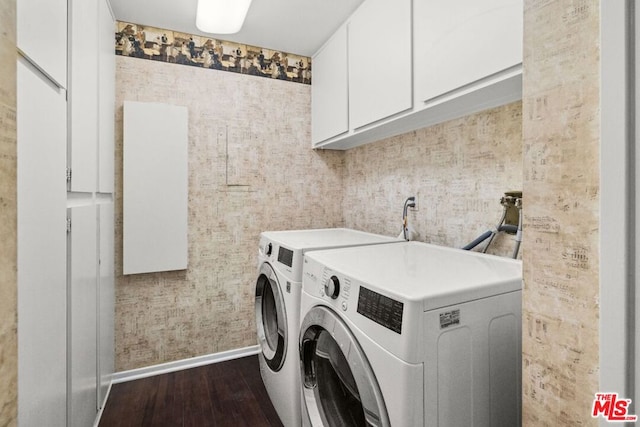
(112, 345, 261, 384)
(93, 380, 113, 427)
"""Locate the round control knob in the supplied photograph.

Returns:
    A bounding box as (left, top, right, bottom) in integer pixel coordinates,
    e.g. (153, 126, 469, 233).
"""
(324, 276, 340, 299)
(265, 243, 272, 256)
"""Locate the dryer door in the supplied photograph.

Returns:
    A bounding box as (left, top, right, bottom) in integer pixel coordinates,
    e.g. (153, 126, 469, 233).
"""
(255, 262, 287, 371)
(299, 306, 390, 427)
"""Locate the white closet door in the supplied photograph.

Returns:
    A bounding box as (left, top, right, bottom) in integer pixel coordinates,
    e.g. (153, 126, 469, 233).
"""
(16, 0, 67, 87)
(98, 0, 115, 193)
(68, 204, 98, 427)
(97, 202, 114, 409)
(17, 58, 68, 427)
(69, 0, 98, 192)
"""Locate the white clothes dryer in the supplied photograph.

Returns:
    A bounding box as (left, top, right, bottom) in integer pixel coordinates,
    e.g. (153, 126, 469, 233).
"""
(299, 241, 522, 427)
(255, 228, 401, 427)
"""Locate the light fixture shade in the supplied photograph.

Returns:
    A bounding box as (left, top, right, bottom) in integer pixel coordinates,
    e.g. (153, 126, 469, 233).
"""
(196, 0, 253, 34)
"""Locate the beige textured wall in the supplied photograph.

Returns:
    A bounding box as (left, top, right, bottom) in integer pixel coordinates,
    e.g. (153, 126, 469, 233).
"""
(0, 0, 17, 424)
(115, 56, 344, 370)
(343, 102, 523, 258)
(522, 1, 600, 425)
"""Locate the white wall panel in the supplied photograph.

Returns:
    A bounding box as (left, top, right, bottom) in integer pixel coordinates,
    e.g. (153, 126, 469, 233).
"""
(17, 58, 68, 427)
(68, 204, 97, 427)
(123, 101, 188, 275)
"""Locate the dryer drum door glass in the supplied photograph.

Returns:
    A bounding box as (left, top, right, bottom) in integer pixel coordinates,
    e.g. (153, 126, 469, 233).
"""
(300, 307, 390, 427)
(255, 263, 287, 371)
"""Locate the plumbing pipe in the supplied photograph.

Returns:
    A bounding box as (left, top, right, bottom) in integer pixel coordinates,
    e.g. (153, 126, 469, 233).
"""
(401, 196, 416, 241)
(462, 225, 518, 251)
(482, 204, 508, 253)
(511, 198, 523, 259)
(462, 230, 492, 251)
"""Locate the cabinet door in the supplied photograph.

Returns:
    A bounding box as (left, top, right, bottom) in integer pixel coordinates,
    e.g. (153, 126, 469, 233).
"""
(414, 0, 523, 103)
(312, 25, 348, 145)
(123, 101, 189, 275)
(69, 0, 98, 192)
(98, 0, 115, 193)
(348, 0, 412, 129)
(68, 204, 98, 427)
(17, 0, 67, 87)
(97, 202, 114, 409)
(17, 58, 68, 427)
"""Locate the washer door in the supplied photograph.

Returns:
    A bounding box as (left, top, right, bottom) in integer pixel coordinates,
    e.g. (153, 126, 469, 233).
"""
(299, 306, 390, 427)
(255, 262, 287, 371)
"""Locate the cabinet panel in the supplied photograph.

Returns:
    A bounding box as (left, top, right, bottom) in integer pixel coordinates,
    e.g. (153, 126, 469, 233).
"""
(348, 0, 412, 129)
(69, 0, 98, 192)
(17, 59, 68, 427)
(312, 25, 348, 145)
(68, 204, 98, 427)
(98, 0, 115, 193)
(97, 202, 114, 409)
(123, 101, 189, 275)
(17, 0, 67, 87)
(414, 0, 523, 103)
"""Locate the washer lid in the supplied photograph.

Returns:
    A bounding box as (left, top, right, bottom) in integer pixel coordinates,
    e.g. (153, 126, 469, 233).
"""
(305, 241, 522, 311)
(261, 228, 400, 252)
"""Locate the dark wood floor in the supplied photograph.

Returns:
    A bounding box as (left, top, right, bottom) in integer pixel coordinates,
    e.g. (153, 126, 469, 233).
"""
(99, 355, 284, 427)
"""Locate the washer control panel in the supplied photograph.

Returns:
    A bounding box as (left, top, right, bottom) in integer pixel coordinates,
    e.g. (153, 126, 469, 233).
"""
(324, 275, 340, 299)
(319, 268, 354, 314)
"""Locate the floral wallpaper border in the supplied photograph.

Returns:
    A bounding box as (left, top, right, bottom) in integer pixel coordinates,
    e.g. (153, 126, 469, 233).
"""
(116, 21, 312, 85)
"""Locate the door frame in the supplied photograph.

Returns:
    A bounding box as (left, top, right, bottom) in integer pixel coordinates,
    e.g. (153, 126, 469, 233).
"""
(600, 0, 636, 421)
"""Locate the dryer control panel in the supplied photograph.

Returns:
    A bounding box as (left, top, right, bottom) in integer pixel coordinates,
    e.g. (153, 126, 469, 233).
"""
(357, 287, 404, 334)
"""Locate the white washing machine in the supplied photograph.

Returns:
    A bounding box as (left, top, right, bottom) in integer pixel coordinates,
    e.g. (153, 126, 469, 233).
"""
(255, 228, 401, 427)
(299, 241, 522, 427)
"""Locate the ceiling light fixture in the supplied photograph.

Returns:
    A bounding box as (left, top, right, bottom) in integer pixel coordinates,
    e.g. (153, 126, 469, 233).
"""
(196, 0, 253, 34)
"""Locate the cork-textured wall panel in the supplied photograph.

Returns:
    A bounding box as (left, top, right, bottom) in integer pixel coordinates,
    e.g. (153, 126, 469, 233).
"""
(343, 102, 523, 258)
(522, 1, 600, 425)
(115, 56, 344, 371)
(0, 0, 17, 424)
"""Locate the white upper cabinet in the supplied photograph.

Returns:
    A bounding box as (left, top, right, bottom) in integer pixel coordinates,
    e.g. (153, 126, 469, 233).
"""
(414, 0, 523, 104)
(69, 0, 99, 192)
(98, 0, 115, 193)
(311, 0, 523, 150)
(312, 26, 349, 145)
(348, 0, 412, 129)
(17, 0, 67, 88)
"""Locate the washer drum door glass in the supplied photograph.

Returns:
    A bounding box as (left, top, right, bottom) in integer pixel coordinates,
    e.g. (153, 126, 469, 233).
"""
(300, 306, 390, 427)
(255, 262, 287, 371)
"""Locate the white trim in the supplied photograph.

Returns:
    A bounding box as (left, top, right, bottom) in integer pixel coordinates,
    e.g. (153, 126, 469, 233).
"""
(634, 0, 640, 413)
(600, 1, 634, 422)
(92, 379, 113, 427)
(112, 345, 261, 384)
